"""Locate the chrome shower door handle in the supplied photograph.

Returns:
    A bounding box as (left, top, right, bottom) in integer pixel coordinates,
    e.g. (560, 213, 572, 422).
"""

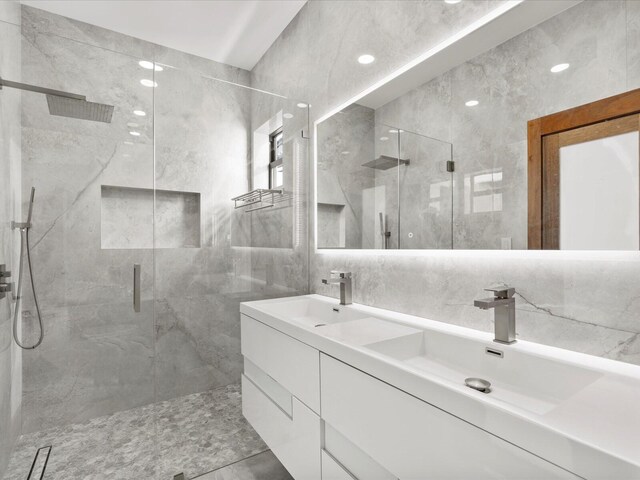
(133, 264, 141, 313)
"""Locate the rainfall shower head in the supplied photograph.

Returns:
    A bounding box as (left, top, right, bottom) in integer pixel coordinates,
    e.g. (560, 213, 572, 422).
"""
(0, 76, 114, 123)
(46, 95, 114, 123)
(361, 155, 410, 170)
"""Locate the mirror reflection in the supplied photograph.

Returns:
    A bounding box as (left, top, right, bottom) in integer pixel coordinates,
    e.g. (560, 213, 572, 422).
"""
(317, 108, 452, 249)
(316, 0, 640, 250)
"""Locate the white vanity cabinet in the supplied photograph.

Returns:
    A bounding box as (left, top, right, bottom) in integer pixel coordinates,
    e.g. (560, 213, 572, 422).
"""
(241, 313, 580, 480)
(241, 295, 640, 480)
(240, 314, 322, 480)
(320, 354, 580, 480)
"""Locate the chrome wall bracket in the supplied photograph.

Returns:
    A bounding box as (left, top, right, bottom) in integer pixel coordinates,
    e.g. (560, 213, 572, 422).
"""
(0, 76, 85, 100)
(11, 221, 30, 230)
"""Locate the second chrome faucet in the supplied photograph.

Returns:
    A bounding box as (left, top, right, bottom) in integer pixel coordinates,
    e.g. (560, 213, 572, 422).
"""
(322, 271, 352, 305)
(474, 286, 517, 344)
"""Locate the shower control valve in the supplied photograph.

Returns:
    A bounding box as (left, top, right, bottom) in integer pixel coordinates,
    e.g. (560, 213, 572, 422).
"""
(0, 264, 11, 300)
(0, 264, 11, 278)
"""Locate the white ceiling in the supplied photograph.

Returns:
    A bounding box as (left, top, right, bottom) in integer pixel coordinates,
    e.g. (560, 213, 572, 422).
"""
(20, 0, 307, 70)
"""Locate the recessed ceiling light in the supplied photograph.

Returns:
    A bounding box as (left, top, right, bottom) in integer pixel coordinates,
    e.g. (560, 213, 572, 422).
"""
(283, 113, 293, 119)
(133, 110, 146, 116)
(465, 100, 479, 107)
(297, 102, 308, 108)
(127, 122, 139, 128)
(140, 79, 158, 88)
(341, 151, 350, 155)
(139, 60, 163, 71)
(550, 63, 570, 73)
(129, 131, 141, 136)
(389, 129, 398, 134)
(444, 0, 462, 4)
(380, 136, 389, 141)
(358, 54, 375, 65)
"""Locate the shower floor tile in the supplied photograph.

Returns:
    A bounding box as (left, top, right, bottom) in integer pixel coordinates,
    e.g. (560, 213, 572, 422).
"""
(3, 384, 268, 480)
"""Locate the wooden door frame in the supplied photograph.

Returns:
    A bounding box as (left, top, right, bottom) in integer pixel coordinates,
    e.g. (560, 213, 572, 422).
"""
(527, 88, 640, 249)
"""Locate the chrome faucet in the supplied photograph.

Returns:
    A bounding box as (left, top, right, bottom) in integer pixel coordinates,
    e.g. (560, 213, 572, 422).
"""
(474, 286, 516, 344)
(321, 271, 352, 305)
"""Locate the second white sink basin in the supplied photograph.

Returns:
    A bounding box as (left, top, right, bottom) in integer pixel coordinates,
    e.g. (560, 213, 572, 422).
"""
(365, 330, 603, 415)
(257, 296, 368, 328)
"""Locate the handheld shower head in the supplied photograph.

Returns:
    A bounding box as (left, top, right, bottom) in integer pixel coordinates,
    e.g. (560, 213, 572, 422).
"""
(26, 187, 35, 227)
(11, 187, 35, 231)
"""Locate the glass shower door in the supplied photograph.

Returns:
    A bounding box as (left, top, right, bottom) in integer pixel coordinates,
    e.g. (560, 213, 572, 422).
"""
(153, 62, 309, 479)
(398, 130, 453, 249)
(8, 30, 157, 479)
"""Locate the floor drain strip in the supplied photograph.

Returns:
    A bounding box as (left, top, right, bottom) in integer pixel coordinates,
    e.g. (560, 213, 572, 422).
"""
(26, 445, 52, 480)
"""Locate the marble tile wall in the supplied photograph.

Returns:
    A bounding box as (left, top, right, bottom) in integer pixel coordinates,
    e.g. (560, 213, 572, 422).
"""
(251, 0, 640, 366)
(244, 87, 310, 300)
(152, 60, 255, 402)
(247, 89, 307, 251)
(317, 104, 376, 248)
(0, 2, 22, 476)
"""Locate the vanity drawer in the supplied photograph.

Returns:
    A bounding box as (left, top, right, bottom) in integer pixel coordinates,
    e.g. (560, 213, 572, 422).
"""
(320, 354, 580, 480)
(322, 450, 356, 480)
(241, 314, 320, 412)
(242, 374, 321, 480)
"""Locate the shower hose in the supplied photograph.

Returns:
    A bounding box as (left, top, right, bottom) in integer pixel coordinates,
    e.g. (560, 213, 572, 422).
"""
(13, 226, 44, 349)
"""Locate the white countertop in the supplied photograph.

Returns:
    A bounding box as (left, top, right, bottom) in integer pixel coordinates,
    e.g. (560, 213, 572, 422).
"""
(241, 294, 640, 479)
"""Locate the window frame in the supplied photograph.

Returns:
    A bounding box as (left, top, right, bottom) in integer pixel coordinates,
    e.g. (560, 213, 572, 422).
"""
(269, 127, 284, 189)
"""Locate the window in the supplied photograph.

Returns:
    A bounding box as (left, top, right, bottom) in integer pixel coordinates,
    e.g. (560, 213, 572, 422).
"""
(269, 127, 284, 188)
(464, 169, 503, 214)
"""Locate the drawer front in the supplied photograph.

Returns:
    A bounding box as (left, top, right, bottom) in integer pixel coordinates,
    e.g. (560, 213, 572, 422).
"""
(322, 450, 356, 480)
(324, 423, 396, 480)
(241, 314, 320, 412)
(320, 355, 580, 480)
(242, 374, 321, 480)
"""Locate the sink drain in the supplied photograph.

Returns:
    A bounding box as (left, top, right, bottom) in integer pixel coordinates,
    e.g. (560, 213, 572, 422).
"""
(314, 323, 327, 327)
(465, 377, 491, 393)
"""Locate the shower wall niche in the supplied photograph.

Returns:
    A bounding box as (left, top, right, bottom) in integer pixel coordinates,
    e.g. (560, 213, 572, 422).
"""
(101, 185, 201, 249)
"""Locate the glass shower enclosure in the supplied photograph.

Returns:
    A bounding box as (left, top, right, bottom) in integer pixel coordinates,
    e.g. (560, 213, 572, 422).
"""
(1, 8, 309, 479)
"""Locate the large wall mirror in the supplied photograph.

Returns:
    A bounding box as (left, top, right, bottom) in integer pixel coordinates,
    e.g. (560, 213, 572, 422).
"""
(315, 0, 640, 250)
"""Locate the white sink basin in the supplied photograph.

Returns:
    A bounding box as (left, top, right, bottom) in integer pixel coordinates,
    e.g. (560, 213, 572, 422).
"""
(365, 330, 603, 415)
(257, 296, 368, 328)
